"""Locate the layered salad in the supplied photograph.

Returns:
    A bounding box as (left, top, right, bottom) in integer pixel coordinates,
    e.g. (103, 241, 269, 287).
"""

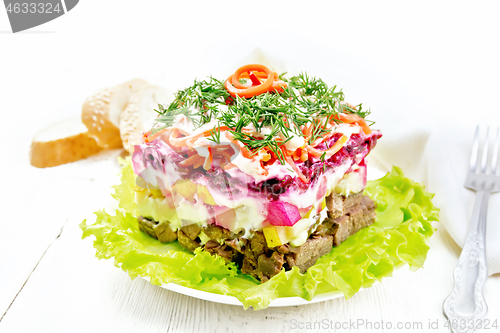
(132, 64, 382, 281)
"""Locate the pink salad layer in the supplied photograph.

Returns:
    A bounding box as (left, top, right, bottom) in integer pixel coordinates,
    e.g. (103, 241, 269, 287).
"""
(131, 119, 381, 238)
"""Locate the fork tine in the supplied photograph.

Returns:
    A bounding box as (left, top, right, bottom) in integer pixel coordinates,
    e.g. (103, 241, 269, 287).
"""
(469, 125, 479, 173)
(492, 127, 500, 176)
(481, 127, 490, 173)
(470, 125, 480, 173)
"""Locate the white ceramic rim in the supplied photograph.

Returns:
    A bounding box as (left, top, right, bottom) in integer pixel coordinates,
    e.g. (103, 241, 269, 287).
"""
(138, 166, 401, 308)
(143, 263, 405, 308)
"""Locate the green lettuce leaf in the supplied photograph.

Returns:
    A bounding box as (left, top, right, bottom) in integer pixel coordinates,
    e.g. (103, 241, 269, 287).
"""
(111, 157, 138, 216)
(80, 159, 439, 310)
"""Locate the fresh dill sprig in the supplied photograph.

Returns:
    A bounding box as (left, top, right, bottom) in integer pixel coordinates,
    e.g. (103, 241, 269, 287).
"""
(308, 117, 330, 145)
(151, 103, 195, 134)
(152, 72, 373, 164)
(207, 124, 221, 144)
(320, 152, 327, 172)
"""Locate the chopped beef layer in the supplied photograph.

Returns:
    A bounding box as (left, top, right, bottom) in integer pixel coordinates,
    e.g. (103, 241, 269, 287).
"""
(137, 192, 376, 282)
(138, 216, 178, 243)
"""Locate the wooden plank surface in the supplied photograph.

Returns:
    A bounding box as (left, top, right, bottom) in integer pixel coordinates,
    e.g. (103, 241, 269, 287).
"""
(2, 3, 500, 331)
(0, 109, 123, 319)
(1, 175, 498, 333)
(0, 117, 92, 318)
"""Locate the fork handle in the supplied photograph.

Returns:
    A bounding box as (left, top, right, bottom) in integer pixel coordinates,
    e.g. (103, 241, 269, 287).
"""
(443, 190, 489, 333)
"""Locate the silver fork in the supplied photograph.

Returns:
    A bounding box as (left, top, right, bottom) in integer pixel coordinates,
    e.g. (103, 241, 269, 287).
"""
(443, 126, 500, 333)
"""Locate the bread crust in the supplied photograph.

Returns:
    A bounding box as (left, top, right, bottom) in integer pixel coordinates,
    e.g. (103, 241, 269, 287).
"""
(120, 85, 173, 154)
(81, 79, 149, 149)
(30, 118, 102, 168)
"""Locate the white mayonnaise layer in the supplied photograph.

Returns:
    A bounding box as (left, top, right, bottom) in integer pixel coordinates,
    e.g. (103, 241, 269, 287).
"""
(135, 114, 370, 241)
(135, 162, 366, 240)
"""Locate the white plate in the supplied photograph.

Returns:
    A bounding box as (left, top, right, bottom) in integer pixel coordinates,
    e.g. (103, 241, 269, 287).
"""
(145, 166, 393, 308)
(158, 279, 345, 307)
(144, 264, 405, 308)
(88, 163, 394, 308)
(149, 271, 394, 308)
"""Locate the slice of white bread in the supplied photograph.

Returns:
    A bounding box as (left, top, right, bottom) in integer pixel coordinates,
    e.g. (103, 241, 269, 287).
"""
(120, 85, 174, 154)
(82, 79, 149, 149)
(30, 117, 102, 168)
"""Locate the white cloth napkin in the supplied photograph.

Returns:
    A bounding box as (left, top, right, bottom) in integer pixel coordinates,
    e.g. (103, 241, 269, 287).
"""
(369, 123, 500, 276)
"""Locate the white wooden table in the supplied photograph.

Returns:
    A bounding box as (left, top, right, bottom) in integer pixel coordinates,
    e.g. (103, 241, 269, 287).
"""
(2, 1, 500, 332)
(1, 168, 500, 333)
